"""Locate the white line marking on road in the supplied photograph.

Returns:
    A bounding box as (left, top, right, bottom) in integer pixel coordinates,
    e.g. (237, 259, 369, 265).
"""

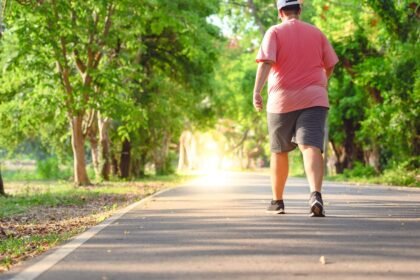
(11, 188, 173, 280)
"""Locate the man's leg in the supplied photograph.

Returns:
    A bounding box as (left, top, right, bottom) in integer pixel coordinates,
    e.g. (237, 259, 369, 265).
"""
(294, 107, 328, 217)
(299, 145, 323, 192)
(299, 144, 325, 217)
(266, 110, 299, 214)
(270, 152, 289, 200)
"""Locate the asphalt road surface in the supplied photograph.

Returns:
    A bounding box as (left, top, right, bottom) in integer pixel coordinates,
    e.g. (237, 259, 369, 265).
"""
(5, 173, 420, 280)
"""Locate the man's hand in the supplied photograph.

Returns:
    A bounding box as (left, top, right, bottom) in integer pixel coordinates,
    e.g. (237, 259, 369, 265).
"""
(253, 92, 263, 112)
(252, 61, 272, 113)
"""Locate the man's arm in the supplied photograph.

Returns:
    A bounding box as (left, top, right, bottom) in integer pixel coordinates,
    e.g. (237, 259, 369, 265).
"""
(325, 66, 335, 79)
(253, 61, 273, 111)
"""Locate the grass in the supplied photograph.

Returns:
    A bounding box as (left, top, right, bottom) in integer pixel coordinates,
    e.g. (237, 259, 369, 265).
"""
(0, 173, 192, 271)
(0, 174, 190, 218)
(1, 168, 72, 181)
(327, 169, 419, 188)
(285, 151, 419, 188)
(1, 184, 95, 218)
(0, 230, 82, 270)
(326, 161, 419, 188)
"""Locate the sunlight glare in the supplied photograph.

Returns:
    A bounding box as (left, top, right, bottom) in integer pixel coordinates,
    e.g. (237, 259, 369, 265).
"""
(194, 170, 229, 189)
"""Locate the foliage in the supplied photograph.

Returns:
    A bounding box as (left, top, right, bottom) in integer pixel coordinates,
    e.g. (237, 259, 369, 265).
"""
(1, 167, 73, 181)
(0, 0, 418, 185)
(289, 150, 305, 177)
(0, 231, 79, 270)
(35, 157, 60, 180)
(0, 174, 189, 218)
(312, 0, 419, 174)
(0, 0, 222, 182)
(328, 161, 419, 188)
(342, 162, 377, 178)
(215, 0, 418, 183)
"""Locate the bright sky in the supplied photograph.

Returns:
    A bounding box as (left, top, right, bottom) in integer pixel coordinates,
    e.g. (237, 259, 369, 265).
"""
(207, 15, 233, 37)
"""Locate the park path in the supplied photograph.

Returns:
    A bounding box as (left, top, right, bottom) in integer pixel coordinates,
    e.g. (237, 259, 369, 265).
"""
(5, 173, 420, 280)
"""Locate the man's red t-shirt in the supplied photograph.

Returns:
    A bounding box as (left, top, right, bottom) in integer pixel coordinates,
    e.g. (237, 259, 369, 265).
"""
(256, 19, 339, 113)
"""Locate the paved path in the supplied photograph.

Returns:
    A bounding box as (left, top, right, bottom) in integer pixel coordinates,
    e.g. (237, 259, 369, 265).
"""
(5, 173, 420, 280)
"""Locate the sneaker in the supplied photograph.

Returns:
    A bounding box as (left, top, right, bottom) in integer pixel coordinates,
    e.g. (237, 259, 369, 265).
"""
(309, 191, 325, 217)
(266, 200, 285, 214)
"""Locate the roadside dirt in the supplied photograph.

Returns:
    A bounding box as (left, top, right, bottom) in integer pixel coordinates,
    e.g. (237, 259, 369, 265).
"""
(0, 183, 165, 272)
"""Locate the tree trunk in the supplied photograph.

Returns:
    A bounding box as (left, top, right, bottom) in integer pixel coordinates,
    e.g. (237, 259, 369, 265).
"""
(0, 167, 6, 197)
(111, 151, 119, 177)
(330, 140, 345, 174)
(139, 152, 147, 177)
(71, 116, 91, 186)
(178, 131, 193, 171)
(247, 0, 266, 36)
(246, 146, 263, 169)
(98, 116, 111, 180)
(88, 113, 100, 181)
(131, 158, 141, 178)
(120, 139, 131, 179)
(331, 119, 365, 174)
(366, 146, 381, 173)
(154, 132, 170, 175)
(90, 138, 100, 181)
(178, 134, 187, 171)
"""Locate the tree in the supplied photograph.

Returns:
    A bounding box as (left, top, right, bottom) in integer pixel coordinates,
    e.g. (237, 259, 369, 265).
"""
(110, 0, 221, 177)
(218, 0, 418, 177)
(312, 0, 419, 173)
(1, 0, 146, 184)
(1, 0, 5, 196)
(0, 166, 5, 196)
(1, 0, 223, 182)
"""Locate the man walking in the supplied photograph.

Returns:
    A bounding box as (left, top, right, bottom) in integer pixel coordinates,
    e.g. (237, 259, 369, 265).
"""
(253, 0, 338, 217)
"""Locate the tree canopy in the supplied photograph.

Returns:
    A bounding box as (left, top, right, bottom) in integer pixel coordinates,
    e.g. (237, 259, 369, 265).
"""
(1, 0, 221, 185)
(213, 0, 419, 178)
(0, 0, 418, 187)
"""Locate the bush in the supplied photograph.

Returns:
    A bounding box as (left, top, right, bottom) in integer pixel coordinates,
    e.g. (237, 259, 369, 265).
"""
(289, 150, 305, 176)
(379, 160, 419, 187)
(381, 168, 418, 187)
(342, 162, 377, 178)
(36, 157, 60, 179)
(329, 160, 419, 187)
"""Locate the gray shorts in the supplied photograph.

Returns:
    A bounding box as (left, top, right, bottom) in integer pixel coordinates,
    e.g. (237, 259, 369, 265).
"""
(267, 106, 328, 153)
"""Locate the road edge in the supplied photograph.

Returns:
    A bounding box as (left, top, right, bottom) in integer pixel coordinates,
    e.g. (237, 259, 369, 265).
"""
(10, 187, 173, 280)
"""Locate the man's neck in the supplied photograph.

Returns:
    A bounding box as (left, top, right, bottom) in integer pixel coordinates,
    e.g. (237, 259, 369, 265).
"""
(283, 15, 299, 21)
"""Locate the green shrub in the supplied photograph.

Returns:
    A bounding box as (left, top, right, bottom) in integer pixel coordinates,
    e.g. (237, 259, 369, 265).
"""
(1, 169, 36, 181)
(343, 162, 377, 178)
(155, 151, 177, 176)
(379, 161, 419, 187)
(36, 157, 60, 179)
(289, 149, 305, 177)
(381, 169, 417, 187)
(328, 160, 419, 187)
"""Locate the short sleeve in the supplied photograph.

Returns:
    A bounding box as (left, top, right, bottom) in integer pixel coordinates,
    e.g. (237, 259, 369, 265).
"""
(321, 33, 339, 68)
(256, 28, 277, 63)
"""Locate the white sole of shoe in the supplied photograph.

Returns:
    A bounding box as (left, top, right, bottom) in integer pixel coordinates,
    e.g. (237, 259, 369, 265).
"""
(266, 209, 285, 214)
(310, 203, 325, 217)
